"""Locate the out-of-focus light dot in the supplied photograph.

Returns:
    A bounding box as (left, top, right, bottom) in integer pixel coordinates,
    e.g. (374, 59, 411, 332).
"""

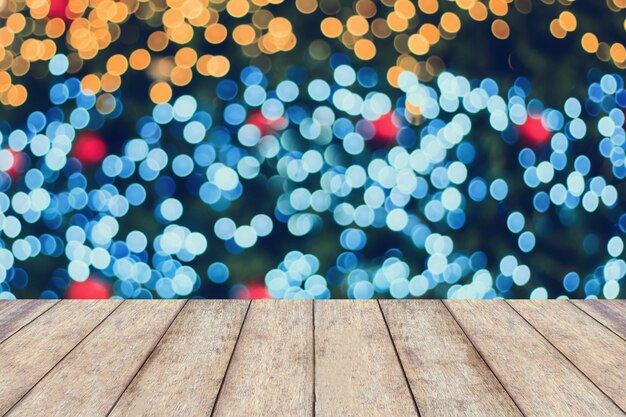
(518, 231, 536, 253)
(208, 262, 229, 284)
(512, 265, 530, 286)
(489, 179, 508, 201)
(126, 183, 146, 206)
(234, 225, 257, 248)
(276, 80, 299, 102)
(603, 280, 620, 299)
(250, 214, 273, 237)
(172, 273, 194, 296)
(172, 155, 194, 177)
(390, 278, 410, 299)
(530, 287, 548, 300)
(126, 231, 147, 253)
(224, 103, 247, 125)
(340, 228, 367, 251)
(601, 185, 618, 207)
(409, 275, 429, 297)
(507, 212, 525, 233)
(441, 187, 462, 211)
(261, 98, 284, 120)
(68, 261, 89, 282)
(238, 124, 261, 147)
(183, 121, 206, 144)
(49, 54, 69, 76)
(308, 79, 330, 101)
(536, 161, 554, 183)
(215, 217, 236, 240)
(213, 166, 239, 191)
(386, 208, 408, 231)
(468, 178, 487, 201)
(244, 85, 266, 107)
(607, 236, 624, 258)
(334, 65, 356, 87)
(159, 198, 183, 222)
(563, 272, 580, 292)
(353, 281, 374, 299)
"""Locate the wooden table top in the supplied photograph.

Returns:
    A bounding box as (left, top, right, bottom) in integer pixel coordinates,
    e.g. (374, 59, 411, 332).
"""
(0, 300, 624, 417)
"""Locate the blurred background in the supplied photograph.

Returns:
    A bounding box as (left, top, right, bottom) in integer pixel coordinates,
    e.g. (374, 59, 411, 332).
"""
(0, 0, 624, 300)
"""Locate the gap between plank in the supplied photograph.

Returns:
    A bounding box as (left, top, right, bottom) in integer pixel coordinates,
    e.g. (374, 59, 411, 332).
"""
(1, 300, 124, 417)
(104, 300, 189, 417)
(0, 300, 60, 348)
(568, 300, 626, 343)
(441, 301, 527, 417)
(504, 301, 626, 414)
(208, 300, 252, 417)
(312, 300, 316, 417)
(376, 300, 422, 417)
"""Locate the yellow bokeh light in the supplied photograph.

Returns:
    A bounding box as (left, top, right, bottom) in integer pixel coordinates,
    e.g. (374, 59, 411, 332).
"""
(129, 49, 151, 70)
(106, 54, 128, 76)
(150, 81, 173, 104)
(346, 15, 369, 36)
(268, 17, 292, 38)
(418, 0, 438, 14)
(320, 17, 343, 38)
(581, 33, 599, 53)
(549, 19, 566, 39)
(354, 38, 376, 60)
(491, 19, 510, 40)
(408, 34, 429, 55)
(440, 13, 461, 34)
(558, 11, 577, 32)
(205, 23, 228, 44)
(226, 0, 250, 18)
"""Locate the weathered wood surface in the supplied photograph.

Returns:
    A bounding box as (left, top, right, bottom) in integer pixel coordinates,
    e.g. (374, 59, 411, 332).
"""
(0, 299, 624, 417)
(315, 301, 417, 417)
(445, 300, 624, 417)
(108, 300, 248, 417)
(380, 300, 522, 417)
(0, 300, 120, 414)
(210, 300, 314, 417)
(509, 300, 626, 412)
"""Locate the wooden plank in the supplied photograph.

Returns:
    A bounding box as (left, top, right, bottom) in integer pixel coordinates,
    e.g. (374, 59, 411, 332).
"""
(509, 300, 626, 412)
(211, 300, 313, 417)
(0, 300, 120, 414)
(0, 300, 57, 344)
(5, 300, 185, 417)
(380, 300, 522, 417)
(108, 300, 249, 417)
(445, 300, 624, 417)
(315, 300, 417, 417)
(571, 300, 626, 340)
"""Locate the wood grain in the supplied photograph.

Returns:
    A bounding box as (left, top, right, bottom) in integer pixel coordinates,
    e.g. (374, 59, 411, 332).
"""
(0, 300, 120, 414)
(211, 300, 313, 417)
(5, 300, 185, 417)
(445, 300, 624, 417)
(108, 300, 249, 417)
(571, 300, 626, 340)
(509, 300, 626, 412)
(0, 300, 57, 344)
(315, 301, 417, 417)
(380, 300, 522, 417)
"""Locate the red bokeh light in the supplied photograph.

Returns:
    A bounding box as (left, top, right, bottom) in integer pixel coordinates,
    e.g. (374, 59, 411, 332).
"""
(247, 111, 287, 136)
(372, 112, 399, 145)
(72, 131, 108, 167)
(66, 277, 111, 299)
(518, 116, 551, 146)
(48, 0, 69, 19)
(233, 282, 270, 299)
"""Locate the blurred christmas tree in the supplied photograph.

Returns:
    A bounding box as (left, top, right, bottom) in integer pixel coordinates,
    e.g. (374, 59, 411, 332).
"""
(0, 0, 624, 300)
